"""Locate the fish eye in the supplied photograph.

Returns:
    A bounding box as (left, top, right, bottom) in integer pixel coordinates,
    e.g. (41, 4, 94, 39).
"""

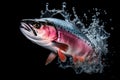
(33, 23, 41, 29)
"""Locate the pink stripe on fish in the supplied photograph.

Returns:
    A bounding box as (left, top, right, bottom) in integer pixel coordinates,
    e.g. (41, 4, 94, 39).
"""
(55, 29, 93, 60)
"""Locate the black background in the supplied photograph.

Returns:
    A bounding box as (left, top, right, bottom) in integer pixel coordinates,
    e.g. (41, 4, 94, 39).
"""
(9, 0, 120, 79)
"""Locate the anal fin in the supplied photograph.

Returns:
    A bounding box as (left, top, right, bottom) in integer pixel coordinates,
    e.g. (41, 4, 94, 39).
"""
(72, 55, 85, 63)
(45, 52, 57, 65)
(77, 56, 85, 62)
(73, 56, 78, 63)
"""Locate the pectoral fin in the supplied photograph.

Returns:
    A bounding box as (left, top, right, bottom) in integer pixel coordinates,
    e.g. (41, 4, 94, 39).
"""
(58, 49, 66, 62)
(45, 52, 57, 65)
(53, 41, 68, 51)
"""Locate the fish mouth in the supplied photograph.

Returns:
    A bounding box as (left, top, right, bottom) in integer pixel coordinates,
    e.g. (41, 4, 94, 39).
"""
(20, 22, 37, 36)
(20, 22, 31, 31)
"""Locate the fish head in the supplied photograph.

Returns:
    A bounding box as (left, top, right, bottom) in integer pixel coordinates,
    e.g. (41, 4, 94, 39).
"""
(20, 18, 58, 45)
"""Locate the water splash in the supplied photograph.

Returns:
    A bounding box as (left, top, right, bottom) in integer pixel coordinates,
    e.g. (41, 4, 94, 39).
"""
(40, 2, 110, 74)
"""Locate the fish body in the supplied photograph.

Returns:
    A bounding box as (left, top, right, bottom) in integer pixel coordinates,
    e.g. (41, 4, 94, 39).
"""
(20, 18, 94, 65)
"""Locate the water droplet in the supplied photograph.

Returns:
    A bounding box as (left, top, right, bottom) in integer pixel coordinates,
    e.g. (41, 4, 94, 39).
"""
(111, 27, 114, 30)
